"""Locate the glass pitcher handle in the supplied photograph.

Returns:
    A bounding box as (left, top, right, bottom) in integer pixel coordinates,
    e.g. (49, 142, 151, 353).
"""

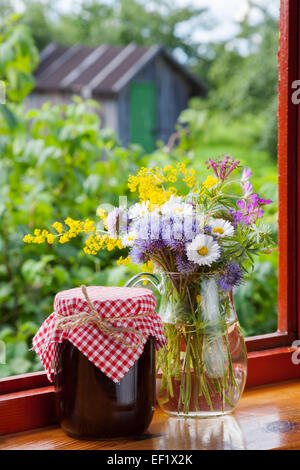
(125, 272, 161, 292)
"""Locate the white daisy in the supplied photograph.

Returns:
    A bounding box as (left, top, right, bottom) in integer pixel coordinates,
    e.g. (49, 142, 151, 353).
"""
(208, 218, 235, 238)
(161, 195, 193, 218)
(128, 201, 150, 219)
(186, 234, 221, 266)
(120, 231, 136, 247)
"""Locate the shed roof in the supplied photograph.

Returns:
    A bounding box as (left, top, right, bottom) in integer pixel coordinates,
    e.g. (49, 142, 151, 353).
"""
(34, 43, 206, 97)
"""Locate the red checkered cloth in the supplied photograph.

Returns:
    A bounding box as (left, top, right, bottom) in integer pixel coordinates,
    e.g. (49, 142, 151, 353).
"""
(32, 286, 166, 383)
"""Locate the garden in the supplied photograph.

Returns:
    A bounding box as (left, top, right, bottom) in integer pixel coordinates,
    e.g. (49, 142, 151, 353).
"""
(0, 2, 279, 377)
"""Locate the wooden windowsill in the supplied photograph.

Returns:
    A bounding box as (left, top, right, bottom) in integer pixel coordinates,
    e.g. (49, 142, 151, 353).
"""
(1, 379, 300, 450)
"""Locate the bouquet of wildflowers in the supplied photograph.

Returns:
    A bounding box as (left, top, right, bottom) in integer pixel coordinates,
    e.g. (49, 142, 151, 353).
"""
(24, 156, 274, 416)
(24, 157, 273, 275)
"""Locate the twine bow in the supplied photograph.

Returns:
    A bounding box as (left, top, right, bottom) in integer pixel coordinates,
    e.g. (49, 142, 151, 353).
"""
(55, 285, 148, 349)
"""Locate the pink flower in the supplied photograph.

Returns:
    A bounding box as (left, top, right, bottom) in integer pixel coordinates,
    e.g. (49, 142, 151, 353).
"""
(258, 198, 272, 205)
(241, 168, 252, 182)
(205, 155, 240, 182)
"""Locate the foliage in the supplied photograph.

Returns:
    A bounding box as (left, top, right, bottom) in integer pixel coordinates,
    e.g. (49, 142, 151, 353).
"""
(1, 0, 212, 60)
(176, 104, 278, 337)
(24, 159, 274, 277)
(0, 93, 155, 375)
(0, 15, 38, 103)
(235, 256, 278, 337)
(0, 0, 280, 155)
(0, 14, 38, 132)
(195, 2, 279, 157)
(0, 11, 279, 376)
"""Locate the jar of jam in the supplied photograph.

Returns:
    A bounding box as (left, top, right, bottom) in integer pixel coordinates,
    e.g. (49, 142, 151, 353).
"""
(54, 337, 156, 439)
(32, 285, 166, 440)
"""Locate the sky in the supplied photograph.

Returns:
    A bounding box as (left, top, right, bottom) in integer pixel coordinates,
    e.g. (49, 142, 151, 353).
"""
(174, 0, 280, 43)
(15, 0, 280, 44)
(56, 0, 280, 43)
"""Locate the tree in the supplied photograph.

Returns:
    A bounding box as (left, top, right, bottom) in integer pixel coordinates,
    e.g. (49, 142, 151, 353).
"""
(0, 14, 39, 130)
(194, 1, 279, 157)
(0, 14, 157, 376)
(0, 14, 278, 376)
(3, 0, 211, 63)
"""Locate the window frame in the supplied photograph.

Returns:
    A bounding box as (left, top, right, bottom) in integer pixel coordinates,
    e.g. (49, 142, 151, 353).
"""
(0, 0, 299, 436)
(246, 0, 299, 352)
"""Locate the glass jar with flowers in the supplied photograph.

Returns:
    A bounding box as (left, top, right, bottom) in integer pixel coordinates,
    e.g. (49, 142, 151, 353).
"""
(24, 157, 274, 417)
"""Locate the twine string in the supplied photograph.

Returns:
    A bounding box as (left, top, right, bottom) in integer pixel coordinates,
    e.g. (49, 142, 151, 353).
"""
(54, 285, 148, 349)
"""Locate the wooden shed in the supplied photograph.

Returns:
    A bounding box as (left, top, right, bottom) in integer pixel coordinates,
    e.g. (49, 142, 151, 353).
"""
(29, 43, 206, 151)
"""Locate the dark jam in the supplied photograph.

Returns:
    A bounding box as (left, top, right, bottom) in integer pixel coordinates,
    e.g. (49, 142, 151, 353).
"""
(54, 338, 156, 439)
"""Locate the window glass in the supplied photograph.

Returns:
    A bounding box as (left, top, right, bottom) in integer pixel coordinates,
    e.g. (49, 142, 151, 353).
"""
(0, 0, 280, 378)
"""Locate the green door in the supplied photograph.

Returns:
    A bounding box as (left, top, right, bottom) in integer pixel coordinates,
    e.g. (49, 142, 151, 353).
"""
(129, 82, 156, 153)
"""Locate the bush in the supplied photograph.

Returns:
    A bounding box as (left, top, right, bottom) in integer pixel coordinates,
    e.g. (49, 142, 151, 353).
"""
(0, 17, 278, 377)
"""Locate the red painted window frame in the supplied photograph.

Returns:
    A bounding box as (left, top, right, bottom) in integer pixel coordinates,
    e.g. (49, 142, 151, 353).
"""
(0, 0, 300, 436)
(243, 0, 300, 388)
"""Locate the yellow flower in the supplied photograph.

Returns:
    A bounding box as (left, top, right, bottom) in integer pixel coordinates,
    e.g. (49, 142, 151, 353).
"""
(64, 217, 84, 238)
(182, 168, 196, 188)
(83, 218, 96, 234)
(59, 233, 70, 244)
(116, 238, 123, 249)
(46, 233, 55, 244)
(203, 175, 218, 189)
(196, 295, 202, 304)
(97, 208, 106, 217)
(97, 208, 107, 226)
(117, 256, 130, 266)
(25, 229, 49, 244)
(23, 234, 34, 243)
(128, 167, 178, 208)
(52, 222, 63, 234)
(143, 260, 154, 273)
(84, 234, 102, 254)
(176, 162, 186, 171)
(128, 164, 200, 207)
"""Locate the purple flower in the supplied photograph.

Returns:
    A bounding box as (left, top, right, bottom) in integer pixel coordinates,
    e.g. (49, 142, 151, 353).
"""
(233, 201, 264, 225)
(230, 210, 243, 225)
(162, 217, 183, 248)
(127, 211, 206, 266)
(236, 200, 246, 210)
(130, 245, 147, 264)
(249, 193, 259, 204)
(132, 213, 203, 248)
(241, 168, 252, 181)
(243, 181, 253, 197)
(106, 208, 120, 235)
(106, 207, 128, 236)
(258, 198, 272, 205)
(175, 254, 198, 273)
(232, 168, 272, 225)
(219, 263, 243, 290)
(129, 215, 167, 264)
(205, 155, 240, 182)
(204, 224, 212, 234)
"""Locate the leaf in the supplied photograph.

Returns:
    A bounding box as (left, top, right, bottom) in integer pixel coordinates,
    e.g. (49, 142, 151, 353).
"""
(13, 341, 28, 358)
(0, 365, 13, 378)
(0, 326, 14, 341)
(53, 265, 69, 285)
(10, 357, 32, 374)
(0, 341, 6, 365)
(21, 256, 55, 283)
(0, 284, 13, 302)
(83, 174, 102, 195)
(0, 104, 18, 129)
(106, 265, 127, 286)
